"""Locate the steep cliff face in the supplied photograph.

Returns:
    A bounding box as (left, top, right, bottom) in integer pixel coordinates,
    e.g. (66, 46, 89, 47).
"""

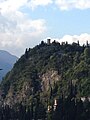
(0, 41, 90, 106)
(41, 70, 61, 91)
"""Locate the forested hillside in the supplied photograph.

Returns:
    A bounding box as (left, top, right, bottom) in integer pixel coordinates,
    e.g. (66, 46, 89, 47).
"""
(0, 40, 90, 120)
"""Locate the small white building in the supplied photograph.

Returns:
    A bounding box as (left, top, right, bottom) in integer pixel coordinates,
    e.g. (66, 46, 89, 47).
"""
(53, 99, 58, 111)
(81, 97, 86, 102)
(81, 97, 90, 102)
(48, 105, 52, 112)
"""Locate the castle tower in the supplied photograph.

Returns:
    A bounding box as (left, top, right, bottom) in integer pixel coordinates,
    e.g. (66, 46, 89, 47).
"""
(47, 39, 51, 45)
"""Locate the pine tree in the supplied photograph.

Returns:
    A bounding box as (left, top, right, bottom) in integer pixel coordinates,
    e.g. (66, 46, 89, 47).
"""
(25, 48, 28, 59)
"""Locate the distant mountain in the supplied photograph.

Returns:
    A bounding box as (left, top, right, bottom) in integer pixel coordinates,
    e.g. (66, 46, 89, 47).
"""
(0, 50, 18, 80)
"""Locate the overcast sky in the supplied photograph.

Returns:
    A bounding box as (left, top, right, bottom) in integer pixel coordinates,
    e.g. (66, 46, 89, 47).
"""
(0, 0, 90, 57)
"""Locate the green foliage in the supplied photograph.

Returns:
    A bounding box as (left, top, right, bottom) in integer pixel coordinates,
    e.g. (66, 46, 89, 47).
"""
(84, 47, 90, 58)
(0, 41, 90, 103)
(0, 41, 90, 120)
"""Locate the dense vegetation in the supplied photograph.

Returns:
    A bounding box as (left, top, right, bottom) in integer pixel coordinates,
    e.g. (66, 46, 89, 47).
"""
(0, 40, 90, 120)
(0, 97, 90, 120)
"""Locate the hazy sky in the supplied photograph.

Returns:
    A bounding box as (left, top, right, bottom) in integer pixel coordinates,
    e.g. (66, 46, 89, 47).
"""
(0, 0, 90, 57)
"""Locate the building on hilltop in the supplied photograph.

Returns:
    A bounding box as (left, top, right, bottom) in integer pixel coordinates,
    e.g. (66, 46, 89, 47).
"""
(47, 39, 51, 45)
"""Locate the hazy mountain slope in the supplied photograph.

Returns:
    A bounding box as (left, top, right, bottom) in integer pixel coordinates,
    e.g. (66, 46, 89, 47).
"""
(0, 50, 18, 80)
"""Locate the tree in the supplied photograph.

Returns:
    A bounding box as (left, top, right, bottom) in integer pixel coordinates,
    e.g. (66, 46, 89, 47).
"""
(84, 48, 90, 58)
(25, 48, 28, 59)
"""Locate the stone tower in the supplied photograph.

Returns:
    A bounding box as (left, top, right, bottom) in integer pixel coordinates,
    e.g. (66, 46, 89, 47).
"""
(47, 39, 51, 45)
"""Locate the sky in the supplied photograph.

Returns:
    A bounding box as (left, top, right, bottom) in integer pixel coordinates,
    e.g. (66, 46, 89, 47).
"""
(0, 0, 90, 57)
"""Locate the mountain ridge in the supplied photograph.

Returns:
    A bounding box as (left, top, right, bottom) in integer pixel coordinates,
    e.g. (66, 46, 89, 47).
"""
(0, 50, 18, 80)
